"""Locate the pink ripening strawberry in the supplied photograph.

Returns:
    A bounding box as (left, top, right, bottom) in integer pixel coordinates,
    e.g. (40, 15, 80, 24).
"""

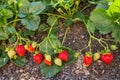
(15, 44, 26, 57)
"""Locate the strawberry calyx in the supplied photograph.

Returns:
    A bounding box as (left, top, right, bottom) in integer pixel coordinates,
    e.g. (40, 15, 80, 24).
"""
(34, 51, 39, 54)
(54, 49, 63, 53)
(85, 52, 93, 57)
(100, 49, 111, 55)
(18, 43, 23, 45)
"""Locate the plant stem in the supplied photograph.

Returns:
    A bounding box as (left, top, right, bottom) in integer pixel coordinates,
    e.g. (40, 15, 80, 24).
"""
(48, 17, 59, 37)
(80, 18, 109, 52)
(80, 4, 91, 12)
(62, 27, 70, 45)
(41, 13, 67, 19)
(6, 19, 22, 26)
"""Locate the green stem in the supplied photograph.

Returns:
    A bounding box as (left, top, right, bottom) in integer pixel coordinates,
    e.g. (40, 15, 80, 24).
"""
(48, 17, 59, 36)
(41, 13, 67, 19)
(6, 19, 22, 26)
(80, 4, 91, 12)
(80, 18, 109, 52)
(62, 27, 70, 45)
(47, 37, 57, 50)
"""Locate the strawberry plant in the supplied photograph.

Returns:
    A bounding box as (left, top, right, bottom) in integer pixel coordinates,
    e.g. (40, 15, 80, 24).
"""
(0, 0, 120, 78)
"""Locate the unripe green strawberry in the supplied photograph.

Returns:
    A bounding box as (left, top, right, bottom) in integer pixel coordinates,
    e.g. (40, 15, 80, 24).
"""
(5, 47, 10, 52)
(7, 50, 16, 59)
(24, 44, 28, 50)
(93, 53, 100, 61)
(74, 52, 80, 58)
(54, 58, 62, 66)
(110, 45, 118, 50)
(32, 41, 37, 48)
(45, 54, 51, 61)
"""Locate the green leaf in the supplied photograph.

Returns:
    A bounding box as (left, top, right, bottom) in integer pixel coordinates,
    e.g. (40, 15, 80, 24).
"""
(0, 51, 9, 67)
(89, 8, 114, 34)
(40, 62, 63, 78)
(87, 20, 96, 33)
(73, 11, 86, 22)
(7, 26, 16, 34)
(9, 36, 17, 43)
(96, 0, 109, 9)
(39, 37, 54, 55)
(50, 0, 59, 7)
(21, 15, 40, 31)
(1, 9, 13, 18)
(18, 0, 30, 17)
(42, 0, 51, 6)
(108, 0, 120, 14)
(23, 29, 35, 37)
(0, 31, 8, 40)
(112, 26, 120, 42)
(49, 34, 61, 48)
(40, 46, 76, 78)
(47, 16, 58, 27)
(39, 35, 61, 55)
(64, 18, 73, 26)
(8, 0, 14, 5)
(12, 56, 26, 67)
(38, 23, 49, 32)
(29, 1, 46, 15)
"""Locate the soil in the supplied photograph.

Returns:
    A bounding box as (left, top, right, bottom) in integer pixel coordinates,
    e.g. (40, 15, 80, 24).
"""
(0, 2, 120, 80)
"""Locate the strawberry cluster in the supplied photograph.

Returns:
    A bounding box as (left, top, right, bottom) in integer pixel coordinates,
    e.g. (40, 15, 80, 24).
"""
(84, 50, 114, 67)
(33, 50, 69, 66)
(6, 42, 69, 67)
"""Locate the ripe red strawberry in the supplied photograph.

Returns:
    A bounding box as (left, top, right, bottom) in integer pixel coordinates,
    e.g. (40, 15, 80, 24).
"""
(101, 52, 114, 64)
(58, 50, 68, 62)
(33, 53, 43, 64)
(15, 44, 26, 57)
(84, 52, 93, 67)
(44, 58, 52, 66)
(27, 44, 35, 53)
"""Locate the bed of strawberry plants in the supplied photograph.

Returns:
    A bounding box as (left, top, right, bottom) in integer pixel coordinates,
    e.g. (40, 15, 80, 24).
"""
(0, 0, 120, 79)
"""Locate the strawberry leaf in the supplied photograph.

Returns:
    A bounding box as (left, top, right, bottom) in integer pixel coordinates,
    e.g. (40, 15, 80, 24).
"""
(40, 46, 76, 78)
(12, 56, 26, 67)
(0, 31, 9, 40)
(40, 62, 63, 78)
(112, 26, 120, 42)
(47, 16, 58, 27)
(0, 50, 9, 67)
(21, 15, 40, 31)
(39, 35, 61, 55)
(89, 8, 114, 34)
(29, 1, 46, 15)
